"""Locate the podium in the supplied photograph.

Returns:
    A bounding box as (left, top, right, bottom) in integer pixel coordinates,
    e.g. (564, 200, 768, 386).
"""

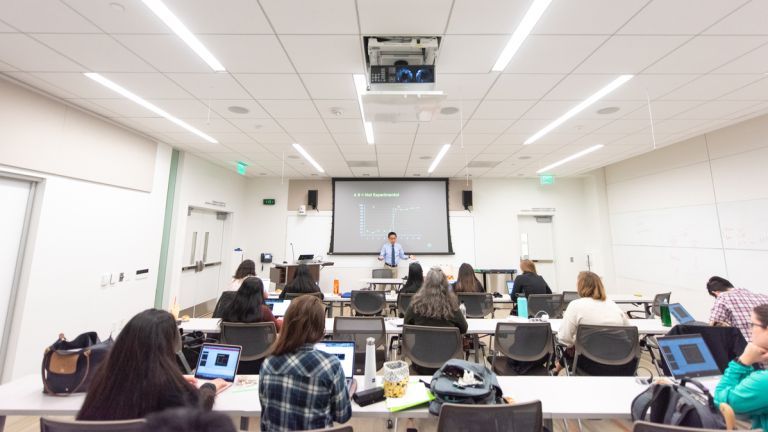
(270, 262, 333, 290)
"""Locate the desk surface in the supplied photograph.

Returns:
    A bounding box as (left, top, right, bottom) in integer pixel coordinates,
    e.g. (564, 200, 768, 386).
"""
(360, 278, 405, 284)
(0, 374, 650, 420)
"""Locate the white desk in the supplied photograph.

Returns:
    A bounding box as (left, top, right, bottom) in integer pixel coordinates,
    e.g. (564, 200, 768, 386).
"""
(0, 373, 652, 429)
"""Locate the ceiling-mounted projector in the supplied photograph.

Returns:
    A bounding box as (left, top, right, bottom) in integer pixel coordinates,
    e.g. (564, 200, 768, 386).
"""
(365, 36, 439, 90)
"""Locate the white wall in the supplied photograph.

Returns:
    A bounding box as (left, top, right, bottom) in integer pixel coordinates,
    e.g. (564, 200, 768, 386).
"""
(604, 114, 768, 320)
(242, 178, 290, 280)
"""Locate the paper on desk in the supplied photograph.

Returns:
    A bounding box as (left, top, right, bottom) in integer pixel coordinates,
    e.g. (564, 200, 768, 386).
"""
(385, 379, 435, 412)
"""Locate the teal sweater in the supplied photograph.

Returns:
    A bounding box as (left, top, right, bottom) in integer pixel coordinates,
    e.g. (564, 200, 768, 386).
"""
(714, 360, 768, 431)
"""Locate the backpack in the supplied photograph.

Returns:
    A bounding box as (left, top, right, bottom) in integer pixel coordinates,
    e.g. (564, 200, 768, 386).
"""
(429, 359, 503, 415)
(631, 378, 726, 429)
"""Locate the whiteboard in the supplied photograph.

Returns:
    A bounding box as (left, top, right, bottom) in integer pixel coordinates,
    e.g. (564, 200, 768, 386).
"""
(719, 198, 768, 251)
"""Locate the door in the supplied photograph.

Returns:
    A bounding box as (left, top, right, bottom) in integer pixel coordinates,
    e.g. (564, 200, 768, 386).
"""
(518, 215, 557, 290)
(179, 207, 226, 316)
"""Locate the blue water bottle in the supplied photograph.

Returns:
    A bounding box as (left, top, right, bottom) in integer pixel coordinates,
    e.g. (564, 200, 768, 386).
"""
(517, 296, 528, 319)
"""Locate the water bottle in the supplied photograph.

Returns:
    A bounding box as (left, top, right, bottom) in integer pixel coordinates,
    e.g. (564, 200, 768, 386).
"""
(363, 337, 376, 390)
(459, 301, 467, 317)
(517, 296, 528, 319)
(333, 279, 339, 295)
(660, 300, 672, 327)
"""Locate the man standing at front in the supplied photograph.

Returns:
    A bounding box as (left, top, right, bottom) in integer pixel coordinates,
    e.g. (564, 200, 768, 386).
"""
(377, 232, 413, 278)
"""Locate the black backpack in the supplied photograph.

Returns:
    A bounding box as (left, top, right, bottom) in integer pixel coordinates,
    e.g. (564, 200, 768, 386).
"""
(631, 378, 726, 429)
(429, 359, 503, 415)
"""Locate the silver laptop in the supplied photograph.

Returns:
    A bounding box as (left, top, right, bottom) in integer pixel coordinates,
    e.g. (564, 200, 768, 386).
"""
(315, 340, 356, 393)
(265, 299, 291, 317)
(657, 334, 721, 387)
(668, 303, 708, 325)
(194, 343, 242, 383)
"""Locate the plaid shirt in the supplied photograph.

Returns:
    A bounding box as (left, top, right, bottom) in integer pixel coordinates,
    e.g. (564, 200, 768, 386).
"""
(710, 288, 768, 342)
(259, 344, 351, 431)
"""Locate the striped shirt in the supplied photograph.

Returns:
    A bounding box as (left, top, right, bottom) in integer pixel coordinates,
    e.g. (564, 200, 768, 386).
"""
(259, 344, 351, 431)
(710, 287, 768, 342)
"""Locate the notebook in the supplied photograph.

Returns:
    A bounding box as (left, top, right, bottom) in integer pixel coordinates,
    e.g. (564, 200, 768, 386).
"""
(315, 340, 356, 393)
(657, 334, 721, 381)
(668, 303, 707, 325)
(194, 343, 242, 383)
(265, 299, 291, 317)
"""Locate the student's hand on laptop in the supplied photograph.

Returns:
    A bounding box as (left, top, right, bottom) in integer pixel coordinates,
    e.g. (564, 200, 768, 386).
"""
(210, 378, 231, 394)
(183, 375, 198, 385)
(739, 343, 768, 366)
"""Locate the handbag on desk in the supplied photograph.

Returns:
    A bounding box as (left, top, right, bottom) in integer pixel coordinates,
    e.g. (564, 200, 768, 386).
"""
(41, 332, 113, 395)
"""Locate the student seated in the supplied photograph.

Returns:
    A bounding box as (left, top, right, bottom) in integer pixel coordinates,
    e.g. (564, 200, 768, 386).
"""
(221, 277, 281, 331)
(715, 304, 768, 432)
(77, 309, 228, 421)
(259, 295, 351, 431)
(511, 259, 551, 304)
(452, 263, 484, 293)
(143, 407, 236, 432)
(399, 262, 424, 294)
(707, 275, 768, 342)
(230, 259, 256, 291)
(279, 263, 324, 300)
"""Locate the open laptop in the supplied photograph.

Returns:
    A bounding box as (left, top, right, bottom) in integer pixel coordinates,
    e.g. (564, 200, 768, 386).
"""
(668, 303, 708, 325)
(194, 343, 242, 386)
(265, 299, 291, 317)
(297, 254, 314, 263)
(506, 280, 515, 296)
(315, 340, 356, 394)
(657, 334, 721, 388)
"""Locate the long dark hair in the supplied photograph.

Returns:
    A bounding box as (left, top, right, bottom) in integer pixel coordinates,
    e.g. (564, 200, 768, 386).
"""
(78, 309, 198, 420)
(269, 295, 325, 356)
(222, 277, 265, 322)
(234, 259, 256, 279)
(402, 262, 424, 292)
(410, 267, 458, 320)
(285, 264, 319, 294)
(454, 263, 482, 293)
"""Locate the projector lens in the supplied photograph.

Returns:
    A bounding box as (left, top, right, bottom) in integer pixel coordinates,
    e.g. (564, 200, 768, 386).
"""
(395, 67, 414, 83)
(415, 68, 433, 83)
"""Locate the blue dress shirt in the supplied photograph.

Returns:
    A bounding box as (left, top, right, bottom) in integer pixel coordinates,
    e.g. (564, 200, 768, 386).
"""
(379, 242, 407, 266)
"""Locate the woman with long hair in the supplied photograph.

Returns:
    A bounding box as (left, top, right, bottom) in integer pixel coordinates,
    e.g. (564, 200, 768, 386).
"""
(279, 263, 323, 300)
(259, 295, 351, 431)
(230, 259, 256, 291)
(452, 263, 484, 293)
(222, 277, 281, 329)
(405, 267, 467, 333)
(510, 259, 551, 304)
(400, 262, 424, 294)
(77, 309, 228, 420)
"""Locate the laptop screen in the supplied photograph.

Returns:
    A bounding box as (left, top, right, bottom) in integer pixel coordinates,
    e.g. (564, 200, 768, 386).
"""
(506, 280, 515, 295)
(265, 299, 291, 317)
(657, 335, 721, 379)
(194, 344, 241, 382)
(669, 303, 695, 324)
(315, 341, 355, 379)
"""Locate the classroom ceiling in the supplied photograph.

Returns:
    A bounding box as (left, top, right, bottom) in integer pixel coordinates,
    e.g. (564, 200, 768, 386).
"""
(2, 0, 768, 179)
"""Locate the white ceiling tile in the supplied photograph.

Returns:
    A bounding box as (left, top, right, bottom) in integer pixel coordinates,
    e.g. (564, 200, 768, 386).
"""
(544, 74, 632, 100)
(278, 119, 328, 134)
(208, 132, 257, 145)
(33, 34, 153, 72)
(235, 74, 308, 99)
(483, 144, 525, 154)
(714, 43, 768, 74)
(619, 0, 747, 35)
(534, 0, 647, 35)
(90, 98, 214, 118)
(486, 74, 563, 100)
(333, 133, 368, 146)
(105, 72, 196, 99)
(0, 21, 15, 32)
(229, 118, 284, 134)
(462, 119, 514, 134)
(166, 73, 250, 99)
(705, 0, 768, 35)
(249, 132, 293, 144)
(576, 36, 689, 74)
(341, 148, 376, 158)
(606, 74, 699, 101)
(505, 35, 607, 74)
(623, 100, 703, 120)
(652, 119, 712, 135)
(446, 0, 530, 34)
(493, 134, 529, 146)
(292, 131, 336, 144)
(324, 118, 363, 134)
(454, 134, 499, 147)
(113, 35, 210, 73)
(437, 35, 509, 74)
(661, 74, 762, 101)
(433, 100, 481, 120)
(436, 74, 498, 99)
(185, 118, 240, 134)
(0, 34, 83, 72)
(376, 145, 412, 155)
(644, 36, 768, 74)
(260, 100, 319, 118)
(673, 100, 764, 119)
(592, 118, 650, 134)
(523, 100, 575, 119)
(506, 119, 551, 134)
(63, 0, 169, 33)
(164, 0, 273, 34)
(260, 0, 358, 34)
(0, 0, 100, 32)
(414, 133, 456, 146)
(5, 72, 80, 99)
(208, 100, 271, 119)
(372, 133, 415, 145)
(280, 36, 363, 73)
(472, 100, 536, 119)
(67, 99, 119, 118)
(314, 100, 360, 119)
(0, 60, 12, 71)
(199, 35, 294, 73)
(358, 0, 451, 34)
(415, 119, 462, 134)
(372, 123, 418, 134)
(301, 74, 356, 99)
(719, 76, 768, 100)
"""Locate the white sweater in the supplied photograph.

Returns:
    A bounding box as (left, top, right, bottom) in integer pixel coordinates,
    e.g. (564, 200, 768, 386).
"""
(558, 297, 628, 347)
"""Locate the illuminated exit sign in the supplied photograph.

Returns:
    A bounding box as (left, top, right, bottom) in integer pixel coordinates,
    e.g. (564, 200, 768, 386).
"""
(539, 174, 554, 185)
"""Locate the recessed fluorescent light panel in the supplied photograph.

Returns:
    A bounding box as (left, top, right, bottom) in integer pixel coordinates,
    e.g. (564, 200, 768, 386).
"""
(354, 74, 374, 145)
(536, 144, 604, 174)
(428, 144, 452, 174)
(525, 75, 633, 145)
(292, 143, 325, 173)
(492, 0, 552, 72)
(141, 0, 225, 72)
(84, 73, 217, 144)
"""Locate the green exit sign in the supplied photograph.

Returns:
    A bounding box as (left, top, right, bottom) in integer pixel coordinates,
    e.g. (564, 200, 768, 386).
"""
(539, 174, 555, 185)
(262, 198, 276, 205)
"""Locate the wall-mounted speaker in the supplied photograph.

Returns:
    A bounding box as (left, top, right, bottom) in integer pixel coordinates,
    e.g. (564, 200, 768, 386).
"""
(308, 189, 318, 209)
(462, 190, 473, 210)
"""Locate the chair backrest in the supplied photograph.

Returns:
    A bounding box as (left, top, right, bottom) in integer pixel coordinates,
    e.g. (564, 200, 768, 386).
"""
(211, 291, 237, 318)
(372, 268, 391, 278)
(219, 321, 276, 362)
(494, 322, 553, 363)
(562, 291, 580, 309)
(41, 418, 145, 432)
(350, 290, 386, 316)
(304, 426, 354, 432)
(527, 294, 564, 318)
(651, 292, 672, 317)
(573, 324, 640, 376)
(632, 420, 760, 432)
(436, 401, 543, 432)
(401, 325, 463, 369)
(333, 317, 386, 352)
(457, 293, 494, 318)
(284, 291, 323, 301)
(397, 292, 416, 316)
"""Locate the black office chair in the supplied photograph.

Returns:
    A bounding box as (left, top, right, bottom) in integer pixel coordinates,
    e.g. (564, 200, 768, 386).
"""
(350, 290, 386, 316)
(397, 292, 416, 316)
(562, 291, 580, 310)
(436, 401, 543, 432)
(458, 293, 495, 318)
(211, 291, 237, 318)
(627, 292, 671, 318)
(333, 317, 386, 375)
(305, 426, 354, 432)
(632, 420, 758, 432)
(567, 324, 640, 376)
(220, 321, 276, 374)
(40, 418, 145, 432)
(528, 294, 564, 318)
(284, 291, 323, 300)
(490, 322, 554, 376)
(401, 325, 463, 375)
